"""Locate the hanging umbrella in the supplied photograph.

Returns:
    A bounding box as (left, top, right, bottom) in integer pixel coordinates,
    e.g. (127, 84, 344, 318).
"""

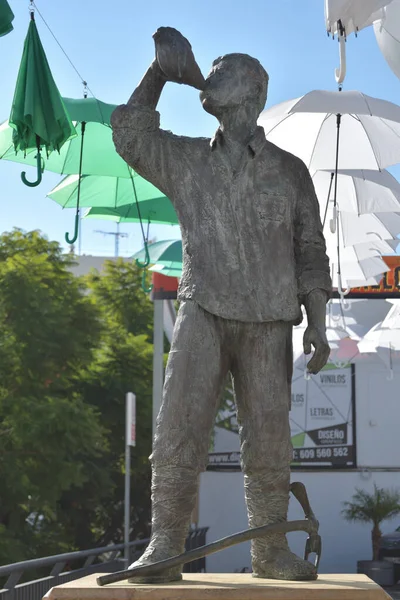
(9, 11, 76, 188)
(325, 0, 392, 35)
(325, 0, 395, 83)
(329, 211, 400, 246)
(325, 215, 398, 294)
(1, 98, 126, 177)
(49, 174, 177, 224)
(132, 240, 182, 293)
(1, 96, 129, 243)
(259, 91, 400, 173)
(313, 169, 400, 215)
(374, 1, 400, 81)
(259, 91, 400, 294)
(132, 240, 182, 265)
(358, 301, 400, 378)
(149, 264, 182, 279)
(0, 0, 14, 37)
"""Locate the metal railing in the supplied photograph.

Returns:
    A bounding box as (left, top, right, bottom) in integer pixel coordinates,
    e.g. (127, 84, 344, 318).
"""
(0, 527, 208, 600)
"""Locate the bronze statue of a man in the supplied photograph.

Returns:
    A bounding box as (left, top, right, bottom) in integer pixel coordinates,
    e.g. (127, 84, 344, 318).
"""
(111, 27, 332, 583)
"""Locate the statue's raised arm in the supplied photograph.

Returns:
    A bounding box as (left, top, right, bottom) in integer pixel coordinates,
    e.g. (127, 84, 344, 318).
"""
(111, 27, 205, 196)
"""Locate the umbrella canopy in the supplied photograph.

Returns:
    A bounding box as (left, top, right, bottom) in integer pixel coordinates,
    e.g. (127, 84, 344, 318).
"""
(49, 174, 177, 225)
(9, 14, 76, 186)
(0, 0, 14, 37)
(84, 202, 177, 226)
(259, 90, 400, 171)
(1, 97, 127, 178)
(358, 301, 400, 376)
(374, 0, 400, 81)
(325, 0, 393, 35)
(313, 169, 400, 214)
(325, 216, 397, 289)
(330, 211, 400, 247)
(132, 240, 182, 266)
(149, 264, 182, 278)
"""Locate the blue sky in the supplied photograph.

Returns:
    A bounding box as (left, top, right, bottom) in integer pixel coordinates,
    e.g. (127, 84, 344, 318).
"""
(2, 0, 400, 257)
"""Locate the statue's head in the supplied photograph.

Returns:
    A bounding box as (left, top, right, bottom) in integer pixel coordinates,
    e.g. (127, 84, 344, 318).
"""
(200, 53, 269, 119)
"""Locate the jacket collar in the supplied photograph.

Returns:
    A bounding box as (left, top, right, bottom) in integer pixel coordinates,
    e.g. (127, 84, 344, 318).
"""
(210, 126, 266, 156)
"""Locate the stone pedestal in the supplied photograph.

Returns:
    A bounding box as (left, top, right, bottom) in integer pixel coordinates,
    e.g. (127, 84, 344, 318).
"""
(44, 573, 391, 600)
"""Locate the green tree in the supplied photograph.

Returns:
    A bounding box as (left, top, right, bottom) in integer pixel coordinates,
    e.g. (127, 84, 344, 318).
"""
(54, 259, 155, 550)
(0, 230, 108, 563)
(0, 237, 156, 564)
(342, 484, 400, 560)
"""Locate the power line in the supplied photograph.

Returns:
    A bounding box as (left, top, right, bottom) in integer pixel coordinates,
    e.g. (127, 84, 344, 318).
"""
(94, 226, 128, 258)
(32, 1, 96, 99)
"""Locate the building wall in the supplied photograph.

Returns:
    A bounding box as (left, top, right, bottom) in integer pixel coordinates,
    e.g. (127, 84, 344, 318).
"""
(198, 358, 400, 574)
(68, 255, 129, 277)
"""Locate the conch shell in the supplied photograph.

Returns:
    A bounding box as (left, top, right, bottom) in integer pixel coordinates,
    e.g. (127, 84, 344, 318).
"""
(153, 27, 205, 90)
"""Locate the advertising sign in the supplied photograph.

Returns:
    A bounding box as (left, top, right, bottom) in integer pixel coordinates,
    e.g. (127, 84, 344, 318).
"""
(208, 364, 356, 470)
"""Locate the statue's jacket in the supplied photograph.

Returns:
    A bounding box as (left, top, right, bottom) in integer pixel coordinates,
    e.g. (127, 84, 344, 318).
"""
(112, 104, 332, 324)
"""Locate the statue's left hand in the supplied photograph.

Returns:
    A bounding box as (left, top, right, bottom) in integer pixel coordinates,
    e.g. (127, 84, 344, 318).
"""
(303, 325, 330, 375)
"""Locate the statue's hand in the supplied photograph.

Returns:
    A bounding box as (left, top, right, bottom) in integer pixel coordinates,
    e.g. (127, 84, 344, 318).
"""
(303, 325, 330, 375)
(153, 27, 205, 90)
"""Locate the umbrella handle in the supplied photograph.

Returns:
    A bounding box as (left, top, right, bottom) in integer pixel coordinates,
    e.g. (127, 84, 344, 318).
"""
(65, 213, 79, 245)
(141, 270, 153, 294)
(335, 28, 346, 85)
(21, 150, 42, 187)
(136, 242, 151, 269)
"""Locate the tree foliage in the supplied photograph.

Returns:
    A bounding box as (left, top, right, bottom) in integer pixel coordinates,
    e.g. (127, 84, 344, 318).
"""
(342, 484, 400, 560)
(0, 231, 154, 565)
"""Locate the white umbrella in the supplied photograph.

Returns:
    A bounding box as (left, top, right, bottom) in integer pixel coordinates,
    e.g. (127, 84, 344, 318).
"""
(325, 0, 392, 35)
(259, 90, 400, 260)
(313, 169, 400, 215)
(332, 211, 400, 246)
(327, 221, 398, 295)
(325, 0, 395, 83)
(359, 300, 400, 377)
(259, 91, 400, 172)
(374, 0, 400, 81)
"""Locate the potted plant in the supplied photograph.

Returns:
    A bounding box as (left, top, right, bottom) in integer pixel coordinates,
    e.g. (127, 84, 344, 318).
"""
(342, 484, 400, 586)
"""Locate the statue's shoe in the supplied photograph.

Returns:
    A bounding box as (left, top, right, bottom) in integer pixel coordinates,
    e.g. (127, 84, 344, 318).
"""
(127, 545, 182, 584)
(252, 547, 317, 581)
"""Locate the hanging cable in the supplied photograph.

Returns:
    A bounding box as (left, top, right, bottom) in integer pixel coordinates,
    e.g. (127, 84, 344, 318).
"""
(32, 1, 96, 98)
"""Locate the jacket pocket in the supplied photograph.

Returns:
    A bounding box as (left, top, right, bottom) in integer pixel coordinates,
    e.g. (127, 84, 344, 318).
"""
(255, 193, 288, 222)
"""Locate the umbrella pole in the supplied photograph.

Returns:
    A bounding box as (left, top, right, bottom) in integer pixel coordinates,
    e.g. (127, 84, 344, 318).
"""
(130, 170, 153, 293)
(330, 113, 341, 234)
(65, 121, 86, 245)
(322, 172, 334, 228)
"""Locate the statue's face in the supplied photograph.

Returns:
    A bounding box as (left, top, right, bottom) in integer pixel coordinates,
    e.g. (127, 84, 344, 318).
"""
(200, 56, 262, 117)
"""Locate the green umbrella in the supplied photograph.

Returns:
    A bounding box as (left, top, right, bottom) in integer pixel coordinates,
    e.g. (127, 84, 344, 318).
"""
(1, 98, 125, 177)
(132, 240, 182, 294)
(9, 13, 76, 187)
(132, 240, 182, 265)
(149, 263, 182, 278)
(1, 96, 128, 244)
(49, 173, 178, 225)
(0, 0, 14, 37)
